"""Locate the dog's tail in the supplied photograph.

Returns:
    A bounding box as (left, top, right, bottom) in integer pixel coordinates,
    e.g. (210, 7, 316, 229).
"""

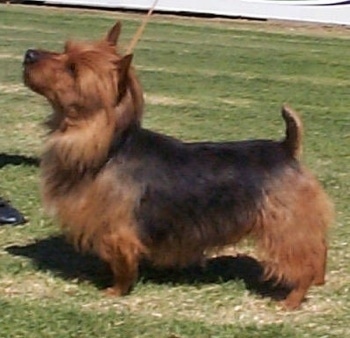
(281, 104, 303, 159)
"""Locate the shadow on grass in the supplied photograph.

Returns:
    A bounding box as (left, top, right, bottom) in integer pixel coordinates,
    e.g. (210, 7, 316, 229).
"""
(0, 153, 39, 169)
(6, 235, 290, 301)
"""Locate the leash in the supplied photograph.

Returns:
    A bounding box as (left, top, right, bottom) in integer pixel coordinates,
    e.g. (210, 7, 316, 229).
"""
(126, 0, 159, 54)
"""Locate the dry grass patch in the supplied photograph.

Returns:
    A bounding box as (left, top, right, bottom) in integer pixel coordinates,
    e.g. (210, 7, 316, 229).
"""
(0, 53, 22, 61)
(0, 23, 57, 34)
(0, 83, 25, 93)
(145, 93, 251, 109)
(145, 93, 195, 106)
(139, 65, 349, 88)
(0, 274, 69, 300)
(78, 283, 339, 327)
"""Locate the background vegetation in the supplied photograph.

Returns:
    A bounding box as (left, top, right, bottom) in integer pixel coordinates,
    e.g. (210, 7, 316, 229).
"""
(0, 4, 349, 337)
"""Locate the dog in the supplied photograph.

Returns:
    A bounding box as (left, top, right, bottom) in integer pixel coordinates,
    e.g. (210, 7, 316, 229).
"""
(23, 21, 333, 310)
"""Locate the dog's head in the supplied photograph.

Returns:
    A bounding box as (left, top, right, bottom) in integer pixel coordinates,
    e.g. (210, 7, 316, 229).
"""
(23, 22, 144, 131)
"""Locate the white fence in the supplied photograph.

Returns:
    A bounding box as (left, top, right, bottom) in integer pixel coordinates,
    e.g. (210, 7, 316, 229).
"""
(31, 0, 350, 25)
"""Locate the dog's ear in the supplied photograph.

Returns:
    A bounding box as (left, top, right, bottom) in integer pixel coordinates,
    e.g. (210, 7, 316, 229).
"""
(117, 54, 133, 99)
(106, 21, 122, 46)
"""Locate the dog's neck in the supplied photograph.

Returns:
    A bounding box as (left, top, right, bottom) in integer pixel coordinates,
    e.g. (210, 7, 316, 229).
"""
(42, 71, 144, 176)
(43, 108, 115, 175)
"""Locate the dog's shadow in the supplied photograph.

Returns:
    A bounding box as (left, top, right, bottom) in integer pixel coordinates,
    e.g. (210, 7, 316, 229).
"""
(6, 236, 290, 301)
(0, 153, 39, 169)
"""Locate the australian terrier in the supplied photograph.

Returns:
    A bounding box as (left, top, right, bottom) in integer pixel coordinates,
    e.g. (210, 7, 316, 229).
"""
(23, 21, 333, 310)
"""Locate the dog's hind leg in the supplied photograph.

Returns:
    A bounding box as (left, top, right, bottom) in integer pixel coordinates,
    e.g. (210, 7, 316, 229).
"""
(282, 274, 314, 310)
(312, 239, 328, 286)
(256, 165, 333, 309)
(281, 229, 329, 309)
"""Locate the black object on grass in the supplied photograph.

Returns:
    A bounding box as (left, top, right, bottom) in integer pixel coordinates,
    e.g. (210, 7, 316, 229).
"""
(0, 198, 26, 225)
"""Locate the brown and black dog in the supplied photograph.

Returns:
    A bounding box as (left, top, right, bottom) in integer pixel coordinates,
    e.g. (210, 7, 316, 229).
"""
(23, 22, 333, 310)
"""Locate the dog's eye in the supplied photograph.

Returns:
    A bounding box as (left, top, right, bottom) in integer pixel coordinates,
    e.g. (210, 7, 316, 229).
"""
(67, 63, 76, 76)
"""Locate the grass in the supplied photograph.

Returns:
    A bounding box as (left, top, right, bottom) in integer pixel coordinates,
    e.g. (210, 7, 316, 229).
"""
(0, 3, 350, 337)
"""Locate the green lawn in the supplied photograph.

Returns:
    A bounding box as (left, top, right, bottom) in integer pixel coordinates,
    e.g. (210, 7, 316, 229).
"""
(0, 4, 349, 337)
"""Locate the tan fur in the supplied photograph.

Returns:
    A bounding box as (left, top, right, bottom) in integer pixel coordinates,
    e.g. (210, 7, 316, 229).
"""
(255, 168, 333, 308)
(23, 22, 146, 294)
(23, 21, 333, 310)
(281, 104, 303, 159)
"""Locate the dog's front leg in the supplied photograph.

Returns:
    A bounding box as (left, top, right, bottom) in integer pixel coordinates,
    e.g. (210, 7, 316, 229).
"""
(100, 232, 142, 296)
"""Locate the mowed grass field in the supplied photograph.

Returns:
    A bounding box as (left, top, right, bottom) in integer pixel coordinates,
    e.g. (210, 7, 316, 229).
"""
(0, 4, 349, 337)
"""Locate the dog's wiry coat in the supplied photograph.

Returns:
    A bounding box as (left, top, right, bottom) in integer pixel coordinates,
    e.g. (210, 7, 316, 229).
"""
(23, 22, 333, 309)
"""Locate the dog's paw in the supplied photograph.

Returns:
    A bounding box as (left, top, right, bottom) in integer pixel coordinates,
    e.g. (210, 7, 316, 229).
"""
(104, 287, 124, 297)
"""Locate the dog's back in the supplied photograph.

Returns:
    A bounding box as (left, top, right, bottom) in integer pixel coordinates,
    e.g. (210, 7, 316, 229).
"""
(107, 108, 332, 310)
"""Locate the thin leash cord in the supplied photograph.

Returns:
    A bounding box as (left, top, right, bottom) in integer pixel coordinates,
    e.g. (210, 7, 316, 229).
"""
(126, 0, 159, 54)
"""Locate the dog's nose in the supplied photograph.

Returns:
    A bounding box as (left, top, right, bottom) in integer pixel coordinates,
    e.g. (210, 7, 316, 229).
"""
(24, 49, 40, 65)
